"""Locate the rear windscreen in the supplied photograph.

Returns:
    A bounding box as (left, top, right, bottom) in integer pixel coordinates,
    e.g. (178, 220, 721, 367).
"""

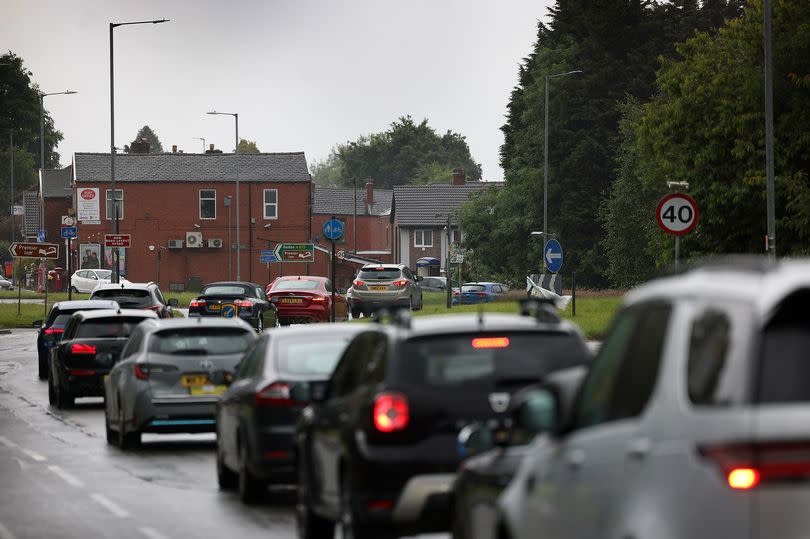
(461, 285, 486, 293)
(273, 280, 320, 291)
(76, 318, 147, 339)
(758, 289, 810, 403)
(149, 328, 254, 355)
(201, 285, 249, 296)
(93, 289, 152, 308)
(398, 333, 588, 387)
(358, 269, 401, 280)
(53, 314, 74, 327)
(273, 335, 353, 376)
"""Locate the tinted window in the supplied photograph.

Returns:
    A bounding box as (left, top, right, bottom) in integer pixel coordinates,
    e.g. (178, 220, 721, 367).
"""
(95, 270, 112, 279)
(331, 333, 380, 397)
(148, 328, 254, 355)
(273, 280, 320, 291)
(53, 314, 75, 327)
(235, 341, 261, 380)
(398, 333, 588, 387)
(758, 290, 810, 403)
(201, 285, 249, 296)
(76, 318, 147, 338)
(688, 309, 733, 406)
(92, 289, 152, 308)
(461, 284, 486, 293)
(358, 268, 401, 280)
(273, 335, 354, 376)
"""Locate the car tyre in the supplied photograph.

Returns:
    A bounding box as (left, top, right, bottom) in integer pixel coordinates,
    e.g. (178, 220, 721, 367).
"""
(48, 374, 57, 405)
(217, 438, 238, 490)
(38, 355, 48, 380)
(340, 474, 377, 539)
(117, 407, 140, 450)
(255, 316, 264, 334)
(350, 307, 362, 319)
(238, 442, 265, 504)
(54, 378, 73, 409)
(70, 286, 79, 293)
(296, 453, 334, 539)
(105, 408, 116, 445)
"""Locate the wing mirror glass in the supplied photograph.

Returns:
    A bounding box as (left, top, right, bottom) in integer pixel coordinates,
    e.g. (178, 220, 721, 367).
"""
(457, 423, 494, 458)
(508, 388, 558, 445)
(309, 380, 330, 403)
(167, 298, 179, 307)
(416, 275, 424, 282)
(33, 320, 43, 329)
(290, 382, 311, 402)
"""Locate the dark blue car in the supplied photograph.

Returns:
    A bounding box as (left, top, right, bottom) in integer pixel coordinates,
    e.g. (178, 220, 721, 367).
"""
(452, 282, 510, 305)
(34, 299, 119, 380)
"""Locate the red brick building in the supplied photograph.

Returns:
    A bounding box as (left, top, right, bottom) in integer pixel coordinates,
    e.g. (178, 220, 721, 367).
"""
(41, 167, 74, 269)
(71, 151, 311, 291)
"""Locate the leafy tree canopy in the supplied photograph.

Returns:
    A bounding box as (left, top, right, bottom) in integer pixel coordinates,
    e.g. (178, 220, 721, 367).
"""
(311, 116, 482, 188)
(237, 139, 260, 154)
(125, 125, 163, 154)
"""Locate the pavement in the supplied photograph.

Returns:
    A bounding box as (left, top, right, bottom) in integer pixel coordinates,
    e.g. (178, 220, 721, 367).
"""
(0, 329, 448, 539)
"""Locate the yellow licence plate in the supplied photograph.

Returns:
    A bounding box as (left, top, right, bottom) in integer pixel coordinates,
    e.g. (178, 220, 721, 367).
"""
(280, 298, 302, 304)
(369, 286, 388, 291)
(103, 374, 109, 383)
(208, 304, 221, 311)
(190, 385, 228, 396)
(181, 374, 209, 387)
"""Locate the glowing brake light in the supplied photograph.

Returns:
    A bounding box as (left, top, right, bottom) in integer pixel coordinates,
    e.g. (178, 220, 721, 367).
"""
(392, 279, 408, 287)
(310, 296, 326, 302)
(71, 343, 97, 355)
(44, 328, 64, 335)
(353, 280, 365, 287)
(471, 337, 510, 349)
(133, 364, 149, 380)
(148, 305, 162, 312)
(256, 382, 294, 406)
(728, 468, 760, 490)
(234, 299, 253, 308)
(373, 392, 409, 433)
(189, 299, 206, 308)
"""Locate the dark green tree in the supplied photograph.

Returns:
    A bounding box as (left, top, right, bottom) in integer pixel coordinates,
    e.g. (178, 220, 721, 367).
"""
(125, 125, 163, 153)
(237, 139, 260, 154)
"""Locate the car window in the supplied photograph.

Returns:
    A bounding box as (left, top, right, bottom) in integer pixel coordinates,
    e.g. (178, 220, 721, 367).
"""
(358, 268, 401, 280)
(255, 287, 264, 300)
(273, 334, 355, 377)
(153, 287, 166, 305)
(52, 314, 75, 327)
(403, 268, 415, 280)
(149, 327, 254, 355)
(331, 332, 378, 397)
(201, 285, 248, 296)
(272, 280, 320, 291)
(96, 270, 112, 280)
(92, 289, 152, 308)
(122, 328, 143, 360)
(757, 289, 810, 403)
(462, 284, 486, 293)
(76, 317, 148, 339)
(574, 302, 671, 429)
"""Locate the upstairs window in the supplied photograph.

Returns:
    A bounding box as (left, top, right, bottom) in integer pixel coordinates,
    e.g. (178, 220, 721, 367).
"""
(199, 189, 216, 219)
(263, 189, 278, 219)
(105, 189, 124, 220)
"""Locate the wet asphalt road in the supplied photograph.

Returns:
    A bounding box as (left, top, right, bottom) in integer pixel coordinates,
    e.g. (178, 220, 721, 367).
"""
(0, 330, 447, 539)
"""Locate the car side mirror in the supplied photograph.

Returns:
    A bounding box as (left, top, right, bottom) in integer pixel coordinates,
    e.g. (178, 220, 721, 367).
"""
(209, 369, 233, 386)
(290, 382, 311, 402)
(33, 320, 43, 329)
(506, 388, 558, 445)
(457, 423, 494, 458)
(309, 380, 330, 403)
(416, 275, 424, 282)
(167, 298, 179, 307)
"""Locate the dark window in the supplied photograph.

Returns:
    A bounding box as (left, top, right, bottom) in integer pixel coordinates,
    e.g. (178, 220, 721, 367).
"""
(688, 309, 732, 405)
(122, 328, 143, 359)
(105, 189, 124, 220)
(358, 268, 401, 280)
(148, 328, 254, 355)
(461, 284, 487, 293)
(201, 285, 249, 296)
(758, 289, 810, 403)
(234, 341, 261, 380)
(398, 333, 589, 387)
(76, 317, 147, 339)
(575, 302, 671, 429)
(273, 335, 355, 377)
(272, 280, 320, 291)
(92, 289, 152, 308)
(52, 314, 75, 327)
(331, 332, 379, 397)
(200, 189, 216, 220)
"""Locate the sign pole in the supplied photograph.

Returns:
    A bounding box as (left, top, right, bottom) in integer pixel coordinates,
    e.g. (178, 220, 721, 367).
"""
(67, 237, 72, 300)
(675, 236, 680, 272)
(330, 238, 336, 323)
(16, 258, 21, 316)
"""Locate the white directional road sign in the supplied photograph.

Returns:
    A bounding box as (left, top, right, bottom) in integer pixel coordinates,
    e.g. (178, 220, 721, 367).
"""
(657, 193, 699, 236)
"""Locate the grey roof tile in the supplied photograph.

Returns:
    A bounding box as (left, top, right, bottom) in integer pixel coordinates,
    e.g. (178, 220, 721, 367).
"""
(312, 186, 392, 216)
(73, 152, 310, 183)
(392, 183, 499, 226)
(42, 166, 73, 198)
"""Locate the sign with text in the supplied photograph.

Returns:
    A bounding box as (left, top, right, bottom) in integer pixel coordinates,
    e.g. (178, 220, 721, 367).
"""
(9, 242, 60, 259)
(104, 234, 131, 248)
(78, 187, 100, 224)
(273, 243, 314, 262)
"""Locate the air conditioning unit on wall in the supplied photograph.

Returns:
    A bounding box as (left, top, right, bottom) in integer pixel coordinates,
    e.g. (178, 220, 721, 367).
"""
(168, 239, 184, 249)
(208, 238, 223, 248)
(186, 231, 203, 248)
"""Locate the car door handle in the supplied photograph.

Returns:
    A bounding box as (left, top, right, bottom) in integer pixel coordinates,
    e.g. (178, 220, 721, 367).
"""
(566, 449, 585, 469)
(626, 437, 651, 460)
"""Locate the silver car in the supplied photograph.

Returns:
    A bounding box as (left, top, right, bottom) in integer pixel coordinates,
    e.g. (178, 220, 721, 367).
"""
(104, 317, 257, 449)
(349, 263, 423, 317)
(497, 257, 810, 539)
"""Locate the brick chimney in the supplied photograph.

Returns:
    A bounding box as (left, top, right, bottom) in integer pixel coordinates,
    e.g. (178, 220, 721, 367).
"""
(365, 178, 374, 206)
(452, 167, 466, 186)
(172, 144, 177, 153)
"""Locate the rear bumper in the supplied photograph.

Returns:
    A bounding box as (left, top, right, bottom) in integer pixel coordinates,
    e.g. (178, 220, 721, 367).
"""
(275, 304, 329, 323)
(351, 296, 410, 311)
(134, 394, 219, 433)
(187, 310, 259, 327)
(63, 372, 107, 398)
(247, 423, 297, 482)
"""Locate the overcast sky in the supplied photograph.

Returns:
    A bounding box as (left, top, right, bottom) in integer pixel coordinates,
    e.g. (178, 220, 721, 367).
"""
(5, 0, 552, 181)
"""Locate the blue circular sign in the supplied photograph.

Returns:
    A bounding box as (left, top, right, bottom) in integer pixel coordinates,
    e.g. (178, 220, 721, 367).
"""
(38, 230, 46, 243)
(544, 239, 564, 273)
(221, 304, 237, 318)
(323, 219, 345, 241)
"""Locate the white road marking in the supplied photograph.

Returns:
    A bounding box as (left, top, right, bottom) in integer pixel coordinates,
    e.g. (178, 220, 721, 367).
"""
(139, 527, 169, 539)
(48, 465, 84, 488)
(0, 520, 17, 539)
(19, 448, 45, 462)
(90, 493, 130, 518)
(0, 436, 18, 448)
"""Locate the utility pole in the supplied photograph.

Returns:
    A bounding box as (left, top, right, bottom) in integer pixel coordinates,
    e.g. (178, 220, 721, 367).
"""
(446, 215, 452, 309)
(764, 0, 776, 258)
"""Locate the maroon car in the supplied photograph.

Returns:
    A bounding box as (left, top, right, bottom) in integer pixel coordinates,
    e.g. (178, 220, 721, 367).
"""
(265, 276, 348, 324)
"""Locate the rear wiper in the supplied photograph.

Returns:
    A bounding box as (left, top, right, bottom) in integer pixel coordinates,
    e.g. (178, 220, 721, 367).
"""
(169, 348, 208, 355)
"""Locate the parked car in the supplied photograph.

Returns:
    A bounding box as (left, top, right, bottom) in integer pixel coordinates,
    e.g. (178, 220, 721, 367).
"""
(70, 269, 131, 294)
(265, 276, 348, 324)
(419, 276, 448, 292)
(104, 317, 257, 449)
(188, 281, 278, 331)
(48, 308, 158, 409)
(216, 323, 367, 503)
(34, 299, 120, 380)
(349, 263, 423, 318)
(90, 282, 177, 319)
(453, 282, 510, 305)
(497, 257, 810, 539)
(295, 300, 590, 539)
(0, 276, 12, 290)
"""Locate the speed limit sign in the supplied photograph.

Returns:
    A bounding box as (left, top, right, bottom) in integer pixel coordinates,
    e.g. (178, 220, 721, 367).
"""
(657, 193, 699, 236)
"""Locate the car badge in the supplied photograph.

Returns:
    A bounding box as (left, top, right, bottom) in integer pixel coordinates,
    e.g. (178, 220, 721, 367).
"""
(200, 359, 214, 371)
(488, 392, 510, 413)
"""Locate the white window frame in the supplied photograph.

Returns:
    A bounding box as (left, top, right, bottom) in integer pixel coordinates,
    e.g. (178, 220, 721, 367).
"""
(105, 189, 124, 220)
(263, 189, 278, 220)
(199, 189, 217, 220)
(414, 229, 433, 248)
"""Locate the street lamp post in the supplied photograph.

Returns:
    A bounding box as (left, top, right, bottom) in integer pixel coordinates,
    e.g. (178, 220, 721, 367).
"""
(543, 69, 582, 270)
(207, 111, 240, 280)
(110, 18, 169, 284)
(7, 129, 13, 243)
(764, 0, 776, 258)
(194, 137, 206, 153)
(224, 195, 232, 280)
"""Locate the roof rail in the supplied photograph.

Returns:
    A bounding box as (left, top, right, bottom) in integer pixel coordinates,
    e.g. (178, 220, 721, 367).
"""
(519, 298, 561, 324)
(371, 305, 412, 329)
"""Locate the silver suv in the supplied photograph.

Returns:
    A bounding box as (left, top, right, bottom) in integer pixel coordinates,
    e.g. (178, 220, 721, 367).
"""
(497, 257, 810, 539)
(350, 263, 423, 317)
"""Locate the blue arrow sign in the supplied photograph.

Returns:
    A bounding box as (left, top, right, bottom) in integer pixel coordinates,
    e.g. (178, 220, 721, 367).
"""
(323, 219, 345, 241)
(544, 239, 563, 273)
(38, 230, 46, 243)
(221, 304, 237, 318)
(260, 250, 279, 263)
(60, 226, 78, 239)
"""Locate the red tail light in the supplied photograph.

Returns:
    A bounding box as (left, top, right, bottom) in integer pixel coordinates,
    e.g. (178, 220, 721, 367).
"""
(392, 279, 408, 287)
(133, 364, 149, 380)
(44, 328, 64, 335)
(71, 343, 97, 355)
(68, 369, 95, 376)
(476, 292, 488, 297)
(189, 299, 206, 308)
(373, 392, 409, 433)
(256, 382, 294, 406)
(234, 299, 253, 308)
(148, 305, 162, 312)
(353, 279, 365, 287)
(472, 337, 510, 349)
(367, 500, 394, 511)
(700, 441, 810, 489)
(310, 296, 326, 302)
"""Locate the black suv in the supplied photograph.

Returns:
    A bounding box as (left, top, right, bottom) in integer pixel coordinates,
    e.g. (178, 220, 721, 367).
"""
(294, 301, 591, 539)
(90, 282, 177, 319)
